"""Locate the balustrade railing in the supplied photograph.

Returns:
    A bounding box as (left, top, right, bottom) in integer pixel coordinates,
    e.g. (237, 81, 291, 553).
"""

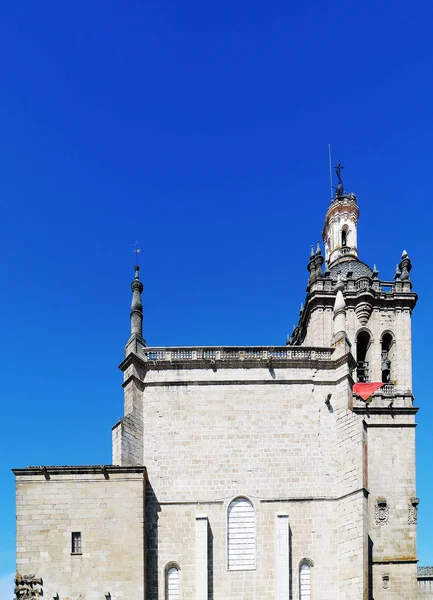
(379, 383, 395, 395)
(142, 346, 334, 363)
(355, 278, 370, 291)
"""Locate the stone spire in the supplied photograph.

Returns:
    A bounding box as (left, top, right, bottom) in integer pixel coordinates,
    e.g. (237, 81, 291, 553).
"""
(130, 265, 144, 340)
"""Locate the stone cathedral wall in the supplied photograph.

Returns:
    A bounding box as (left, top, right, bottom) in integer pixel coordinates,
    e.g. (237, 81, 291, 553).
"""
(137, 362, 368, 599)
(14, 468, 146, 600)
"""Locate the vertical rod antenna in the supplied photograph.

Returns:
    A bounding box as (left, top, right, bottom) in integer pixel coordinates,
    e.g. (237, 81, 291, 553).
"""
(328, 144, 333, 200)
(133, 240, 141, 265)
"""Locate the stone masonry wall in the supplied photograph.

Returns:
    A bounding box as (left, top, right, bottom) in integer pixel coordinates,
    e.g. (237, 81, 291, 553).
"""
(129, 359, 368, 599)
(15, 468, 146, 600)
(368, 422, 417, 599)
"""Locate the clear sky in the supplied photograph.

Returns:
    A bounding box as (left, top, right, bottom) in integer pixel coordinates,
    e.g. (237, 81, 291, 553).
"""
(1, 0, 433, 591)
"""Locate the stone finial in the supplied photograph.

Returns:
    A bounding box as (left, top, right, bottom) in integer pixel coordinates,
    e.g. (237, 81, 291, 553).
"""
(372, 264, 379, 279)
(130, 265, 144, 338)
(399, 250, 412, 281)
(307, 246, 317, 283)
(314, 242, 324, 278)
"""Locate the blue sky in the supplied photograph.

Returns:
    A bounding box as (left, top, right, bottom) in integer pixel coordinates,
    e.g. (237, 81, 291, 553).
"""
(1, 0, 433, 588)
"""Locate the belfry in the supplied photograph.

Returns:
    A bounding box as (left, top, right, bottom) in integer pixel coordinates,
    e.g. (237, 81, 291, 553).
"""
(14, 164, 422, 599)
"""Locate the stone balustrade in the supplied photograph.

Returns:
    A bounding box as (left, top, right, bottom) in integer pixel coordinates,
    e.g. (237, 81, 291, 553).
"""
(140, 346, 335, 364)
(310, 278, 412, 294)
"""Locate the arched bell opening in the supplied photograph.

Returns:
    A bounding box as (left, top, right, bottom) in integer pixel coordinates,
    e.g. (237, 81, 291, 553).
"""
(356, 330, 371, 382)
(341, 225, 349, 247)
(381, 332, 394, 383)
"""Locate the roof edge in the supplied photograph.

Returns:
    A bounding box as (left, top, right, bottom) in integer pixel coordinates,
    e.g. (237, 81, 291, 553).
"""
(12, 464, 147, 476)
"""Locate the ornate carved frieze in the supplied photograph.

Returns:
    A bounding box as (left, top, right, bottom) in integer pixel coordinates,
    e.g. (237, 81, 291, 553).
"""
(14, 574, 43, 598)
(374, 498, 389, 526)
(408, 497, 419, 525)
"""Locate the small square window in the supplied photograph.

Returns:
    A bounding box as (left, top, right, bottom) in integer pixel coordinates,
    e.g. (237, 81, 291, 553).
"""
(71, 532, 82, 554)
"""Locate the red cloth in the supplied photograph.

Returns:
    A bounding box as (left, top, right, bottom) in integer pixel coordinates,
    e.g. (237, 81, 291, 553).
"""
(353, 382, 384, 401)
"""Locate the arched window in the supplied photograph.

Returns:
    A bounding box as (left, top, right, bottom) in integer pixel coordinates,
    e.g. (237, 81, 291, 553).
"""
(227, 497, 255, 570)
(356, 330, 371, 382)
(381, 332, 394, 383)
(165, 565, 180, 600)
(341, 226, 348, 247)
(299, 559, 314, 599)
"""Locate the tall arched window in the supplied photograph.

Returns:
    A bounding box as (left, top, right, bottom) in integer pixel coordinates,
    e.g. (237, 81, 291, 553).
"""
(341, 226, 348, 247)
(299, 559, 314, 599)
(165, 565, 180, 600)
(356, 330, 371, 382)
(381, 332, 394, 383)
(227, 497, 256, 570)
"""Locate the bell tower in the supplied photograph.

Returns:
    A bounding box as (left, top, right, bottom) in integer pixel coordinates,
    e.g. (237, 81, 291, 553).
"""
(288, 161, 419, 598)
(322, 160, 359, 267)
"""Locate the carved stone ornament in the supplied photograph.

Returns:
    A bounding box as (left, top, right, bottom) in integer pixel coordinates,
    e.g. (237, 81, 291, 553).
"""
(382, 573, 390, 589)
(14, 574, 43, 599)
(408, 497, 419, 525)
(355, 301, 372, 325)
(374, 498, 389, 526)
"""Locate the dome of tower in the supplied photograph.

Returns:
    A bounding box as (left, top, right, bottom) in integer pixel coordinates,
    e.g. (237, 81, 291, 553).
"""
(328, 259, 373, 281)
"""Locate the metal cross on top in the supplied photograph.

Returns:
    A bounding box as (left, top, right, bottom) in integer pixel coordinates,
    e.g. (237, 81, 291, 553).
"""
(133, 241, 141, 265)
(335, 160, 344, 184)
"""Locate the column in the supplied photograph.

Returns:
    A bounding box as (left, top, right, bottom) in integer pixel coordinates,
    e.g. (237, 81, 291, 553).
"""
(195, 515, 208, 600)
(276, 513, 290, 600)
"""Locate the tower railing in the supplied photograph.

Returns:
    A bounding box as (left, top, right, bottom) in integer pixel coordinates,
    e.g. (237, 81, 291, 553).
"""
(141, 346, 335, 364)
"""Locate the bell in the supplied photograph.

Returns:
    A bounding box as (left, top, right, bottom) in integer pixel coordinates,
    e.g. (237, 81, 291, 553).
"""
(382, 360, 390, 372)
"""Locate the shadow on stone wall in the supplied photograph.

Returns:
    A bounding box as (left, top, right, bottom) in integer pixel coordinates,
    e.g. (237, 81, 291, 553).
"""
(289, 525, 293, 599)
(146, 482, 161, 600)
(208, 521, 214, 600)
(368, 535, 374, 600)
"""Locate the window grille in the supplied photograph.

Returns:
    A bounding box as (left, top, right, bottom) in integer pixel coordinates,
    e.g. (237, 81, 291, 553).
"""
(227, 497, 255, 570)
(166, 566, 179, 600)
(71, 532, 82, 554)
(300, 562, 312, 599)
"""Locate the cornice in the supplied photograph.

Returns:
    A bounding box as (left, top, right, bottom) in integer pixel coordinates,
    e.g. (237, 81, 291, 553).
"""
(13, 465, 147, 477)
(353, 406, 418, 416)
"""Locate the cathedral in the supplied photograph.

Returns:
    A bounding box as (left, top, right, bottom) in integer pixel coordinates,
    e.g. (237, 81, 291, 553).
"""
(14, 169, 424, 599)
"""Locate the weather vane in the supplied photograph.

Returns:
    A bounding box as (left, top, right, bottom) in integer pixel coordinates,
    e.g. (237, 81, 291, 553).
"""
(133, 240, 141, 265)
